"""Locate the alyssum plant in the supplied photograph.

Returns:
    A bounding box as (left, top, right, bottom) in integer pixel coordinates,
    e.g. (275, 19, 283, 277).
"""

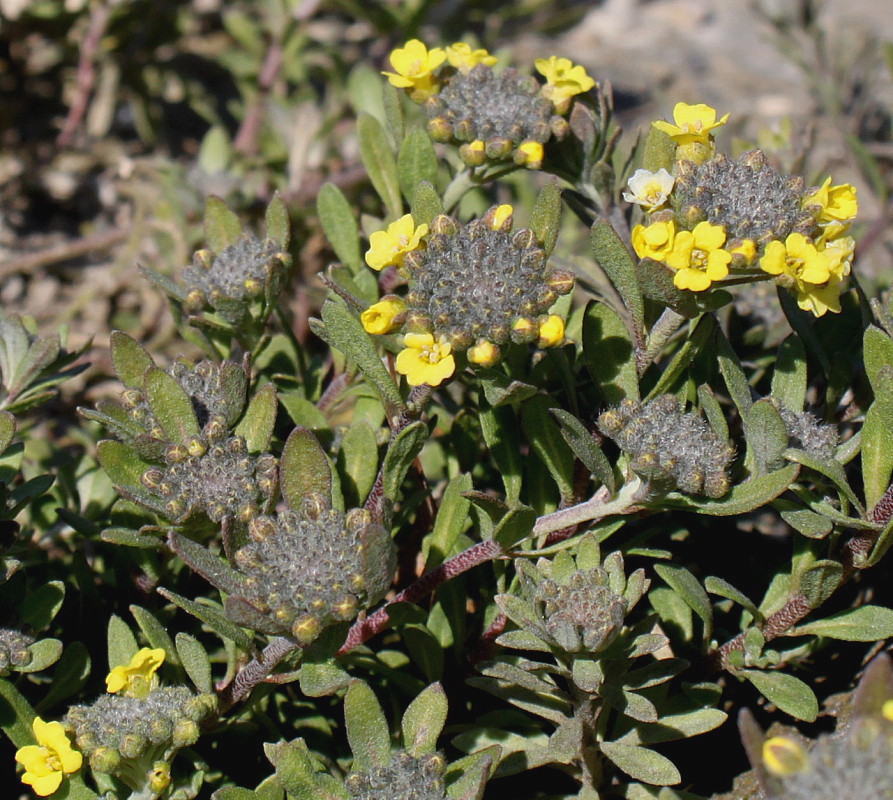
(2, 35, 892, 800)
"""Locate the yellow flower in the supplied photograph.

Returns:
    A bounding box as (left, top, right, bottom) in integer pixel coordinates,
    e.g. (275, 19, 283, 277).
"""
(467, 340, 500, 367)
(537, 315, 565, 348)
(883, 699, 893, 721)
(622, 168, 675, 210)
(445, 42, 496, 72)
(382, 39, 446, 101)
(15, 717, 82, 797)
(819, 233, 855, 279)
(760, 233, 843, 317)
(632, 219, 676, 261)
(665, 221, 731, 291)
(652, 102, 730, 146)
(534, 56, 596, 114)
(361, 297, 406, 335)
(803, 177, 858, 223)
(728, 238, 756, 266)
(395, 333, 455, 387)
(762, 736, 808, 777)
(515, 141, 544, 169)
(105, 647, 165, 699)
(365, 215, 429, 272)
(759, 233, 831, 284)
(489, 204, 514, 230)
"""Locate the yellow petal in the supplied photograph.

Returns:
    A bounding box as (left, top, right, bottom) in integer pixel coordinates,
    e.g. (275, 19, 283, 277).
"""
(23, 769, 64, 797)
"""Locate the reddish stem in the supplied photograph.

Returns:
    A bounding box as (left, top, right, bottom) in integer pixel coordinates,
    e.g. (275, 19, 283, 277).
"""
(216, 636, 298, 713)
(339, 539, 505, 653)
(58, 2, 110, 147)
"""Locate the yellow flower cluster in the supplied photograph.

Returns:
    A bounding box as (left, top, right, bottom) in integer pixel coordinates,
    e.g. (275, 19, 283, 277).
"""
(534, 55, 596, 114)
(628, 102, 858, 316)
(105, 646, 165, 699)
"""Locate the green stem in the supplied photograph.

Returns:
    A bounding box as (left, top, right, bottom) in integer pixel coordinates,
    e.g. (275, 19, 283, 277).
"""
(442, 168, 476, 213)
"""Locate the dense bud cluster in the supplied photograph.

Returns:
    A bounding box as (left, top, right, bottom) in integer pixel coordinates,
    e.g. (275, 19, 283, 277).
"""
(401, 207, 574, 361)
(673, 151, 816, 247)
(777, 405, 838, 460)
(0, 627, 33, 671)
(598, 395, 733, 498)
(182, 236, 288, 310)
(141, 435, 277, 523)
(345, 751, 447, 800)
(227, 495, 395, 644)
(425, 65, 565, 168)
(533, 567, 626, 653)
(122, 358, 246, 443)
(65, 688, 216, 773)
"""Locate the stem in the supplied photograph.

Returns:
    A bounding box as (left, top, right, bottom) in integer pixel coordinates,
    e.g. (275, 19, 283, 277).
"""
(57, 0, 110, 147)
(339, 539, 504, 653)
(233, 38, 285, 157)
(442, 169, 476, 213)
(532, 477, 644, 539)
(638, 308, 686, 375)
(1, 227, 129, 278)
(216, 637, 298, 713)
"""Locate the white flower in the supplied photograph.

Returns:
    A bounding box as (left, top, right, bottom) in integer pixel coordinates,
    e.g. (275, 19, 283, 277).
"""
(622, 168, 675, 211)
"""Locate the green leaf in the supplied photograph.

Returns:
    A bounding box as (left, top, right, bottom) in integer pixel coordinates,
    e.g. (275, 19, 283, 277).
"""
(265, 739, 348, 800)
(521, 395, 575, 502)
(591, 218, 645, 334)
(402, 682, 448, 757)
(319, 300, 405, 421)
(645, 315, 713, 401)
(716, 326, 753, 413)
(317, 183, 362, 272)
(168, 531, 247, 595)
(743, 399, 788, 475)
(654, 563, 711, 640)
(176, 632, 213, 693)
(773, 499, 834, 539)
(20, 580, 64, 632)
(344, 680, 391, 772)
(358, 113, 402, 219)
(0, 410, 14, 454)
(793, 605, 893, 641)
(550, 409, 615, 493)
(397, 127, 438, 205)
(492, 506, 536, 549)
(265, 193, 290, 248)
(110, 331, 154, 388)
(704, 576, 761, 622)
(107, 614, 139, 670)
(338, 420, 379, 508)
(381, 81, 404, 146)
(158, 589, 255, 652)
(130, 605, 179, 666)
(403, 624, 444, 682)
(423, 473, 472, 568)
(35, 642, 90, 712)
(797, 558, 843, 608)
(410, 181, 445, 227)
(861, 378, 893, 510)
(583, 300, 639, 404)
(618, 708, 728, 745)
(599, 741, 681, 786)
(739, 669, 818, 721)
(19, 639, 62, 673)
(771, 335, 807, 411)
(0, 677, 36, 748)
(144, 366, 201, 446)
(642, 126, 676, 173)
(864, 324, 893, 393)
(784, 448, 862, 511)
(299, 661, 351, 697)
(234, 383, 278, 454)
(96, 440, 154, 490)
(280, 427, 333, 511)
(671, 463, 799, 516)
(529, 178, 562, 256)
(204, 195, 243, 253)
(381, 421, 428, 501)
